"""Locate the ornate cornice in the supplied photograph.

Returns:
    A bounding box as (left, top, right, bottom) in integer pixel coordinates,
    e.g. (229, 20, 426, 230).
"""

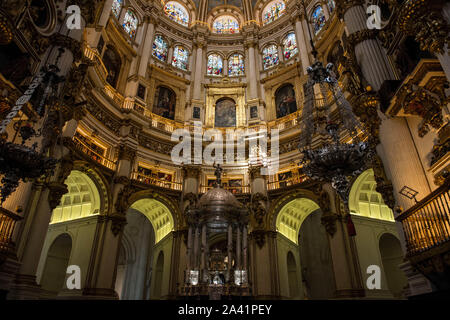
(47, 182, 69, 210)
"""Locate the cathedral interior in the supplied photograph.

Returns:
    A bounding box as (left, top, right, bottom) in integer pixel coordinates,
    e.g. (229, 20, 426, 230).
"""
(0, 0, 449, 301)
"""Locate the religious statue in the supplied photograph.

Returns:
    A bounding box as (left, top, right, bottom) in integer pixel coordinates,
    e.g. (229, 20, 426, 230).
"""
(214, 163, 223, 187)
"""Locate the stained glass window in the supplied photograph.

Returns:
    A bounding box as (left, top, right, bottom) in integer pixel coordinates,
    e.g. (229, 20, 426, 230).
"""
(212, 15, 240, 34)
(228, 53, 245, 76)
(164, 1, 189, 27)
(262, 0, 286, 26)
(262, 45, 279, 70)
(172, 46, 188, 70)
(122, 10, 138, 38)
(112, 0, 122, 18)
(328, 0, 336, 13)
(207, 54, 223, 76)
(152, 35, 168, 62)
(311, 6, 326, 35)
(283, 33, 298, 60)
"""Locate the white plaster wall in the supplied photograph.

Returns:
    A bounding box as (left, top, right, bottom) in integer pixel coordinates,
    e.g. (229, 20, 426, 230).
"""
(276, 234, 303, 299)
(36, 216, 99, 290)
(352, 215, 406, 299)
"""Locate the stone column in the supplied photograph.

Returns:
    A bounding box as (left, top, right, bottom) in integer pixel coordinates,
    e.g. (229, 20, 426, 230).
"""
(193, 225, 200, 269)
(245, 41, 258, 100)
(292, 15, 311, 74)
(227, 224, 233, 281)
(200, 224, 206, 275)
(138, 17, 156, 77)
(223, 58, 228, 76)
(249, 166, 267, 195)
(340, 3, 394, 91)
(186, 226, 193, 271)
(182, 165, 201, 195)
(236, 225, 241, 270)
(192, 36, 206, 100)
(243, 225, 248, 272)
(167, 46, 174, 66)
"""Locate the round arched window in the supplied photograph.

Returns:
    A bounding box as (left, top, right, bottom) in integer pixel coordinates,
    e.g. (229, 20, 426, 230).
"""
(262, 0, 286, 25)
(164, 1, 189, 27)
(212, 15, 240, 34)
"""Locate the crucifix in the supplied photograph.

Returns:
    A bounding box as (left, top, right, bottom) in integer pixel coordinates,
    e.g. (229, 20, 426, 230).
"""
(213, 163, 223, 187)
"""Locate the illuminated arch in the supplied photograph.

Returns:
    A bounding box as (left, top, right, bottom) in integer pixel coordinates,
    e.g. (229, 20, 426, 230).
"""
(130, 199, 175, 243)
(349, 169, 394, 221)
(262, 0, 286, 25)
(212, 15, 240, 34)
(275, 198, 320, 244)
(51, 170, 101, 224)
(164, 1, 190, 26)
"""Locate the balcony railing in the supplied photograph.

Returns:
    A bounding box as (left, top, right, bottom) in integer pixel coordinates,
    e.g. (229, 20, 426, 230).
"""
(267, 174, 309, 190)
(132, 172, 182, 191)
(200, 185, 250, 194)
(0, 207, 22, 257)
(72, 136, 117, 170)
(396, 179, 450, 256)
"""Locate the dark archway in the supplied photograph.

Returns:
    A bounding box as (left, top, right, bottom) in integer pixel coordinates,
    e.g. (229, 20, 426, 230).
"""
(153, 251, 164, 299)
(287, 251, 299, 299)
(379, 233, 407, 298)
(298, 210, 335, 299)
(40, 233, 72, 298)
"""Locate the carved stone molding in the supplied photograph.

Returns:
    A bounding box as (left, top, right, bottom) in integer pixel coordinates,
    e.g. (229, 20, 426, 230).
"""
(49, 34, 82, 62)
(182, 165, 202, 179)
(114, 184, 135, 216)
(114, 176, 130, 186)
(371, 154, 396, 210)
(248, 192, 268, 230)
(117, 144, 137, 162)
(347, 29, 379, 48)
(110, 213, 127, 237)
(397, 1, 449, 55)
(248, 165, 263, 180)
(57, 155, 75, 184)
(318, 189, 338, 236)
(47, 182, 69, 210)
(336, 0, 366, 19)
(399, 83, 447, 137)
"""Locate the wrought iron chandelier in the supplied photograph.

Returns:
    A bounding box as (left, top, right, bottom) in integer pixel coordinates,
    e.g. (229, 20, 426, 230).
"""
(298, 1, 374, 205)
(0, 51, 66, 204)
